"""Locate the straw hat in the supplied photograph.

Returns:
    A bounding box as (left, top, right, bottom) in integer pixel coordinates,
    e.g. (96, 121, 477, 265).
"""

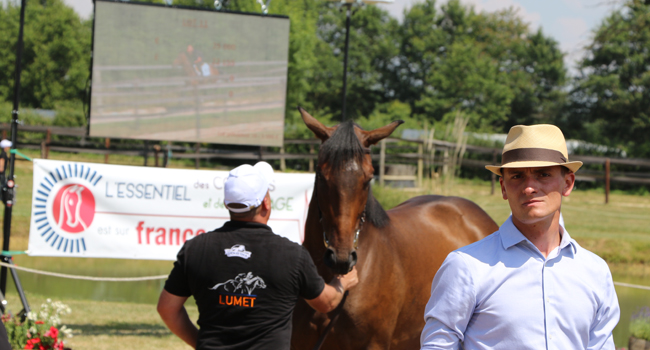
(485, 124, 582, 176)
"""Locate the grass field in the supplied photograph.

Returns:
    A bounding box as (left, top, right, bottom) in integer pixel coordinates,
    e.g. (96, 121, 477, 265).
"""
(1, 149, 649, 349)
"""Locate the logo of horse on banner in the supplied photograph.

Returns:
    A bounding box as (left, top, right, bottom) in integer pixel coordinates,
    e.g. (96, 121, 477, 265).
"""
(33, 163, 102, 253)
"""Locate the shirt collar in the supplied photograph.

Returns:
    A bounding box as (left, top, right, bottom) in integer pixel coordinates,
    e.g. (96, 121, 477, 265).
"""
(499, 215, 577, 254)
(499, 216, 528, 250)
(223, 220, 273, 232)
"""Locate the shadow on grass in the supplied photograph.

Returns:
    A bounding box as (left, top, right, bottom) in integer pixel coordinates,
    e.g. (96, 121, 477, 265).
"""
(66, 322, 171, 337)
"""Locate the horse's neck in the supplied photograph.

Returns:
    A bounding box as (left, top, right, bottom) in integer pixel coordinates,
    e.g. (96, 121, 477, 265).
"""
(304, 190, 325, 255)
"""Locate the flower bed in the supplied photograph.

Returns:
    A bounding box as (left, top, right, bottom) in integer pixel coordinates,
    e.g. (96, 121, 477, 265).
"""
(2, 299, 73, 350)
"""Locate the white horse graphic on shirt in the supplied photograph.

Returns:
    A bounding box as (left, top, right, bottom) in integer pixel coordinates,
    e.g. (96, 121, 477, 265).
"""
(210, 272, 266, 295)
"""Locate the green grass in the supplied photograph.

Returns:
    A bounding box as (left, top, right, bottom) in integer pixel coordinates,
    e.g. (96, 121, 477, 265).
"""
(4, 292, 198, 350)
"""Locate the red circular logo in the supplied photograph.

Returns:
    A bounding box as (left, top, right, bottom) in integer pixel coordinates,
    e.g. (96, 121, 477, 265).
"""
(52, 184, 95, 234)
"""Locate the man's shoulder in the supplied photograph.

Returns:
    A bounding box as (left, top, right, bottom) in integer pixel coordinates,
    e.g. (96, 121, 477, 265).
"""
(455, 230, 502, 258)
(571, 239, 611, 272)
(435, 231, 502, 273)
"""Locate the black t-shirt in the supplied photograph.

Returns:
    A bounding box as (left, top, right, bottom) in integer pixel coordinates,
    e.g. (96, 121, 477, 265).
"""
(164, 221, 325, 350)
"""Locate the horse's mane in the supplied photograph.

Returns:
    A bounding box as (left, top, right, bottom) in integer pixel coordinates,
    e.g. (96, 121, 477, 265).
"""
(318, 120, 367, 171)
(318, 121, 390, 229)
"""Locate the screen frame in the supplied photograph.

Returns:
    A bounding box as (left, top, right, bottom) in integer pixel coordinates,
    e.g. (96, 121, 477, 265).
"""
(88, 0, 290, 144)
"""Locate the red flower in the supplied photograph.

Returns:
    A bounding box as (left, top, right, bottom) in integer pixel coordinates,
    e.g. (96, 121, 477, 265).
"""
(25, 337, 41, 349)
(44, 326, 59, 339)
(35, 321, 45, 325)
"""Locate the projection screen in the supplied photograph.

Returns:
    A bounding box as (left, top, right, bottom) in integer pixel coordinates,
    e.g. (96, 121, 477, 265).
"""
(89, 0, 290, 146)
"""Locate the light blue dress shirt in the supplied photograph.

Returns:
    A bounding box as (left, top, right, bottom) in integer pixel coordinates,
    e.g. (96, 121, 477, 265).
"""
(421, 216, 620, 350)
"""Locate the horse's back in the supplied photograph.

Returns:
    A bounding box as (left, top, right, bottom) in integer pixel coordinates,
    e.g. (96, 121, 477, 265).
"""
(379, 195, 497, 348)
(389, 194, 497, 243)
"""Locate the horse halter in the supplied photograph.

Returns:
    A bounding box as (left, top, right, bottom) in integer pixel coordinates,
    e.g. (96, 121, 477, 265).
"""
(314, 171, 365, 251)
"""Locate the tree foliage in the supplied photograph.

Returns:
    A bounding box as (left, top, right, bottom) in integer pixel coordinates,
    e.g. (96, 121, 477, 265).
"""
(0, 0, 91, 111)
(0, 0, 583, 146)
(396, 0, 565, 132)
(569, 0, 650, 157)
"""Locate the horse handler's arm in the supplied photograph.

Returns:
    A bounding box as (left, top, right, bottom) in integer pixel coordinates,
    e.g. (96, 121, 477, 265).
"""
(157, 289, 199, 349)
(306, 267, 359, 314)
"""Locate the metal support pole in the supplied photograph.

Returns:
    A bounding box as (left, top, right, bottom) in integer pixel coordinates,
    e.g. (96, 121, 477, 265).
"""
(2, 256, 30, 319)
(2, 0, 27, 296)
(341, 4, 352, 122)
(195, 143, 200, 169)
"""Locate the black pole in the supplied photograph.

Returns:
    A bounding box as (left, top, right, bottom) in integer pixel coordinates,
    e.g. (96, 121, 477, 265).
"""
(2, 0, 27, 296)
(341, 4, 352, 122)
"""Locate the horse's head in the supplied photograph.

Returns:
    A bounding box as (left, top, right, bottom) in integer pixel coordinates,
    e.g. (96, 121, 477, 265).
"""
(299, 107, 403, 274)
(60, 185, 85, 229)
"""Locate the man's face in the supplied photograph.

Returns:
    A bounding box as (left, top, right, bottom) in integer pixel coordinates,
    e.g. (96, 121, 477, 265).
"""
(500, 166, 575, 225)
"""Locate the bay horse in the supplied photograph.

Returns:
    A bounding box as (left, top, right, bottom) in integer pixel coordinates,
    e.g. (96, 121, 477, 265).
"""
(291, 108, 498, 350)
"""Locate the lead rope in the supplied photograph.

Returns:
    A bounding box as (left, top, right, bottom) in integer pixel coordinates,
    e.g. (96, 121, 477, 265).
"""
(311, 291, 348, 350)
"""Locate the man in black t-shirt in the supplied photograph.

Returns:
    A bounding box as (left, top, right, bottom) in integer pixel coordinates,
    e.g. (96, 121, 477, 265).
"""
(157, 162, 358, 350)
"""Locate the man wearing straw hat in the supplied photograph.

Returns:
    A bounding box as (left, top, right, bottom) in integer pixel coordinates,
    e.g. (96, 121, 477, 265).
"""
(420, 125, 620, 349)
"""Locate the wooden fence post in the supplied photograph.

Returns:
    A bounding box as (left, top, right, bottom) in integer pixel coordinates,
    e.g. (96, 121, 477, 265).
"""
(280, 146, 286, 171)
(153, 145, 161, 167)
(379, 139, 386, 186)
(442, 148, 449, 176)
(40, 128, 51, 159)
(309, 144, 314, 172)
(143, 140, 149, 166)
(417, 143, 423, 189)
(605, 158, 610, 204)
(104, 138, 110, 164)
(2, 130, 6, 140)
(491, 149, 497, 195)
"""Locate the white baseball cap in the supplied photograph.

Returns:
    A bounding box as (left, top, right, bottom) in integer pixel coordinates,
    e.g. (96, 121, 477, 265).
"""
(0, 140, 12, 148)
(224, 162, 274, 213)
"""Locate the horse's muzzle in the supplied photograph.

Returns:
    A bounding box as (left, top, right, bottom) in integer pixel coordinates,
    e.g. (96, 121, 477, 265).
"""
(324, 248, 357, 274)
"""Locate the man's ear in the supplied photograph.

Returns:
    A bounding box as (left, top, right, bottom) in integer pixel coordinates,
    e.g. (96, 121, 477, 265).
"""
(562, 172, 575, 197)
(262, 193, 272, 210)
(500, 176, 507, 200)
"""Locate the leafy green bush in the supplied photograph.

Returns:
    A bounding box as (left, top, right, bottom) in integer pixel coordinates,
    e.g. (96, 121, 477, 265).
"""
(631, 306, 650, 341)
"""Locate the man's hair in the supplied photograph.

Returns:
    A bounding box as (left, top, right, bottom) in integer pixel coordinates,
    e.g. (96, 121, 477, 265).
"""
(228, 204, 261, 220)
(561, 166, 571, 176)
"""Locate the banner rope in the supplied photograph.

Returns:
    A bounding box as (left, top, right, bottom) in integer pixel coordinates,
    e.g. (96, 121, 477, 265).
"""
(9, 149, 32, 161)
(0, 261, 167, 282)
(0, 260, 648, 289)
(613, 281, 650, 291)
(1, 251, 27, 255)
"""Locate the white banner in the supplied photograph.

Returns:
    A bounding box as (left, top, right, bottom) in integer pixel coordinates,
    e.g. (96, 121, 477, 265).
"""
(28, 159, 314, 260)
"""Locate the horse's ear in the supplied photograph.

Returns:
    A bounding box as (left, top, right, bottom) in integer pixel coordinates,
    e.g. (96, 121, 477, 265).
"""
(361, 120, 404, 147)
(298, 106, 337, 142)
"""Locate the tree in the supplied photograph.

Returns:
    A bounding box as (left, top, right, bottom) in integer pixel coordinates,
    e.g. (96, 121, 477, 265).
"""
(0, 0, 91, 110)
(569, 0, 650, 157)
(397, 0, 566, 132)
(306, 2, 401, 122)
